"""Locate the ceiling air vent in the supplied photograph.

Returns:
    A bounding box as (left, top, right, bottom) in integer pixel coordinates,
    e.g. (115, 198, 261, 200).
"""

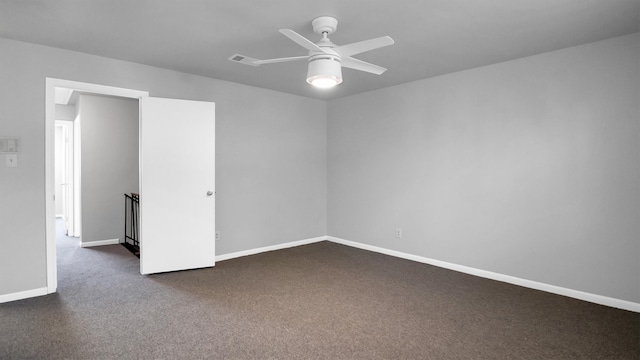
(228, 54, 259, 66)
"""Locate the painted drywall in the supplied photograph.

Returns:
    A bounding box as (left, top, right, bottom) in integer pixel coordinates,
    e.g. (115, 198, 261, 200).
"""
(2, 31, 635, 305)
(0, 37, 327, 297)
(78, 94, 139, 244)
(327, 33, 639, 303)
(55, 104, 75, 121)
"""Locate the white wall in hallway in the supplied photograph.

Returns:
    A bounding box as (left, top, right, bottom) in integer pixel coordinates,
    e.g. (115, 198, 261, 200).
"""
(78, 94, 139, 245)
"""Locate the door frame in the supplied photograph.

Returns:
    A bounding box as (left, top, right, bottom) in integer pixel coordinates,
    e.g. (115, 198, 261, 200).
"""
(45, 78, 149, 294)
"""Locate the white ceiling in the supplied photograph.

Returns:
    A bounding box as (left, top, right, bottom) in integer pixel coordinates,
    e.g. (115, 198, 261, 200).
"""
(1, 0, 638, 100)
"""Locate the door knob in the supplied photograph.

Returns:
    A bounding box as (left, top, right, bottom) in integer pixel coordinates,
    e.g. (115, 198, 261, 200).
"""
(206, 191, 214, 196)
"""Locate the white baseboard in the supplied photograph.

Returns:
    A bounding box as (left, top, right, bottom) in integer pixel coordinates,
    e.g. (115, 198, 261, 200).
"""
(216, 236, 327, 262)
(0, 287, 48, 304)
(327, 236, 640, 313)
(7, 236, 636, 312)
(80, 238, 121, 248)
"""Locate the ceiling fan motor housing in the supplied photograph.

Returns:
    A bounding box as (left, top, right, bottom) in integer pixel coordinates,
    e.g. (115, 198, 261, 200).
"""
(306, 55, 343, 86)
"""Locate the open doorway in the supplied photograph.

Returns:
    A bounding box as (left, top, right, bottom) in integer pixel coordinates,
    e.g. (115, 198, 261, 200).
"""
(45, 78, 149, 293)
(46, 78, 217, 293)
(53, 89, 141, 250)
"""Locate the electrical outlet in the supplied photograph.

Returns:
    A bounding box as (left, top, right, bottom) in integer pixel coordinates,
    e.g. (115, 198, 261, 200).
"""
(215, 231, 220, 241)
(396, 228, 402, 238)
(6, 154, 17, 167)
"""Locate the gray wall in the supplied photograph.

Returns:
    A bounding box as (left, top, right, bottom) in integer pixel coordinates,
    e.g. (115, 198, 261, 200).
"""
(0, 37, 327, 296)
(1, 32, 636, 305)
(78, 95, 139, 244)
(55, 104, 76, 121)
(327, 33, 639, 303)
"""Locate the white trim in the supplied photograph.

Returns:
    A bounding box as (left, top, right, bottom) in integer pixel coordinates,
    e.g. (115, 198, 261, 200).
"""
(80, 238, 121, 248)
(215, 236, 327, 262)
(327, 236, 640, 313)
(0, 287, 48, 304)
(45, 78, 149, 296)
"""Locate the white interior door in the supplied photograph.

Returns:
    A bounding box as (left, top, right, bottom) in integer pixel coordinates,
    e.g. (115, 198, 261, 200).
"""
(139, 97, 215, 274)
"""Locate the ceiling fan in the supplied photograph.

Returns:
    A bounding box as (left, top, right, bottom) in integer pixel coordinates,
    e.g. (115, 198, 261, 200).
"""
(229, 16, 394, 88)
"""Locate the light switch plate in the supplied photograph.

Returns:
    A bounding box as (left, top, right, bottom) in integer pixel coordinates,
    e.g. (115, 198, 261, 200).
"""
(0, 137, 19, 153)
(6, 154, 17, 167)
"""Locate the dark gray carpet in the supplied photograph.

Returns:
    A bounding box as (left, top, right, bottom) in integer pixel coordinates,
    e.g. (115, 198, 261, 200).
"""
(1, 223, 638, 359)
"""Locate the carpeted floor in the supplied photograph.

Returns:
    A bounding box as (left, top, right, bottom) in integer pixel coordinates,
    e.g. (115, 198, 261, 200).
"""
(1, 222, 638, 359)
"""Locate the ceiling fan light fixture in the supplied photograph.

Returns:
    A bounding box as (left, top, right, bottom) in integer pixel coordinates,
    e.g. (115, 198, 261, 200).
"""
(306, 57, 343, 88)
(308, 75, 341, 88)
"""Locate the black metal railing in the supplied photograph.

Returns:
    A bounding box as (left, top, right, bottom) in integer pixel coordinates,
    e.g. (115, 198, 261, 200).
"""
(124, 192, 140, 257)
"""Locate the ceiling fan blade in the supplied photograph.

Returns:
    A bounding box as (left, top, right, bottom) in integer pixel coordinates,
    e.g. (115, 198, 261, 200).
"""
(335, 36, 394, 57)
(254, 55, 309, 65)
(341, 57, 388, 75)
(279, 29, 328, 53)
